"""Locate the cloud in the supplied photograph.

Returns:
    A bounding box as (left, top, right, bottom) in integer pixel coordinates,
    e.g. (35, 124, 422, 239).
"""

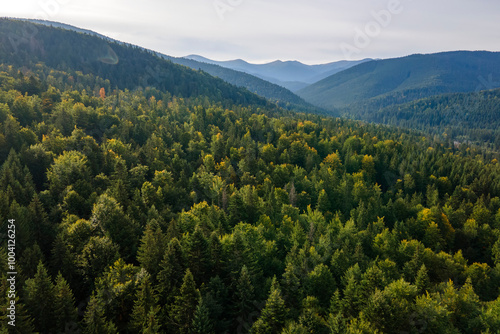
(4, 0, 500, 63)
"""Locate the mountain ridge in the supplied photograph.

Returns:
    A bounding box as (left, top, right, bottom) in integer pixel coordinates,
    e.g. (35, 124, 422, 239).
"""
(184, 54, 372, 91)
(297, 50, 500, 110)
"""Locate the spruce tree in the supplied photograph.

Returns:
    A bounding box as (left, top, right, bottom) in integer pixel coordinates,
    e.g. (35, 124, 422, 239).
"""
(192, 297, 214, 334)
(142, 307, 162, 334)
(250, 276, 288, 334)
(54, 272, 78, 332)
(186, 225, 210, 284)
(171, 269, 200, 334)
(415, 264, 430, 295)
(130, 275, 159, 332)
(82, 295, 118, 334)
(24, 261, 56, 333)
(137, 219, 165, 279)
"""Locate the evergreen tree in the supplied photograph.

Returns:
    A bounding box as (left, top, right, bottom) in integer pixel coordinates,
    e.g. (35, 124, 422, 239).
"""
(82, 295, 118, 334)
(192, 297, 214, 334)
(142, 306, 162, 334)
(53, 272, 78, 333)
(130, 275, 159, 332)
(171, 269, 200, 334)
(251, 277, 288, 334)
(235, 265, 256, 319)
(24, 261, 56, 333)
(186, 225, 211, 284)
(137, 218, 165, 279)
(415, 264, 431, 295)
(157, 237, 185, 304)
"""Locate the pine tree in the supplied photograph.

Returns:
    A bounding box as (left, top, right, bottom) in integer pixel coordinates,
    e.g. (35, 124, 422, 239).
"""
(171, 269, 200, 334)
(0, 296, 35, 334)
(282, 266, 303, 318)
(299, 296, 328, 334)
(28, 194, 54, 256)
(54, 272, 78, 332)
(316, 189, 331, 214)
(235, 265, 255, 318)
(250, 276, 288, 334)
(208, 232, 223, 277)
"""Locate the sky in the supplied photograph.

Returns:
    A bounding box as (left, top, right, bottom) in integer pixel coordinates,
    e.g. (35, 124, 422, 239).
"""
(2, 0, 500, 64)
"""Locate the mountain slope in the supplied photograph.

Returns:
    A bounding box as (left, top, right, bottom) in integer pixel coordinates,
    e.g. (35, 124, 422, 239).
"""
(161, 55, 319, 112)
(0, 18, 268, 107)
(11, 19, 317, 112)
(358, 88, 500, 148)
(298, 51, 500, 110)
(184, 55, 371, 91)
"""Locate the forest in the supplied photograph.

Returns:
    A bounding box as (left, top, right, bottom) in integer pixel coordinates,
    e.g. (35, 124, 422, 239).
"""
(341, 88, 500, 151)
(0, 57, 499, 334)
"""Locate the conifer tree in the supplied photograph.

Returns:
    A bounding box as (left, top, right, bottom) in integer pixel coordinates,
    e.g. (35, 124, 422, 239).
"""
(157, 237, 185, 304)
(54, 272, 78, 332)
(142, 307, 161, 334)
(186, 225, 211, 284)
(171, 269, 200, 334)
(137, 219, 165, 279)
(130, 275, 159, 332)
(415, 264, 430, 295)
(192, 297, 214, 334)
(24, 261, 56, 333)
(251, 276, 288, 334)
(82, 295, 118, 334)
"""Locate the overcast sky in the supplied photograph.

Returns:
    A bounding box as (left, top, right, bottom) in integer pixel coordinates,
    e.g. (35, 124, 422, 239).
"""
(2, 0, 500, 64)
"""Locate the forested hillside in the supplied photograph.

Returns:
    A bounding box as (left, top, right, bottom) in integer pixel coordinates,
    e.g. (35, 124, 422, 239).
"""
(0, 58, 500, 333)
(162, 55, 318, 113)
(343, 88, 500, 150)
(0, 19, 269, 108)
(6, 18, 315, 113)
(298, 51, 500, 110)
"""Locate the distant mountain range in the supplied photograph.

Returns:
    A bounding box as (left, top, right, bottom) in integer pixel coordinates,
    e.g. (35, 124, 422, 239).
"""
(161, 55, 319, 113)
(184, 55, 371, 92)
(297, 51, 500, 111)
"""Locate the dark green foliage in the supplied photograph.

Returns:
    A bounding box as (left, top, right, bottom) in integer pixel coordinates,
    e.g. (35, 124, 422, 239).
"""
(137, 219, 165, 279)
(353, 88, 500, 149)
(171, 269, 201, 334)
(82, 295, 118, 334)
(166, 56, 318, 113)
(130, 275, 159, 332)
(54, 272, 78, 332)
(24, 262, 56, 333)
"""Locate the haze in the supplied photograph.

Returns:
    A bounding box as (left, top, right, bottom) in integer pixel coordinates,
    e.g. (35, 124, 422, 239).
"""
(2, 0, 500, 63)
